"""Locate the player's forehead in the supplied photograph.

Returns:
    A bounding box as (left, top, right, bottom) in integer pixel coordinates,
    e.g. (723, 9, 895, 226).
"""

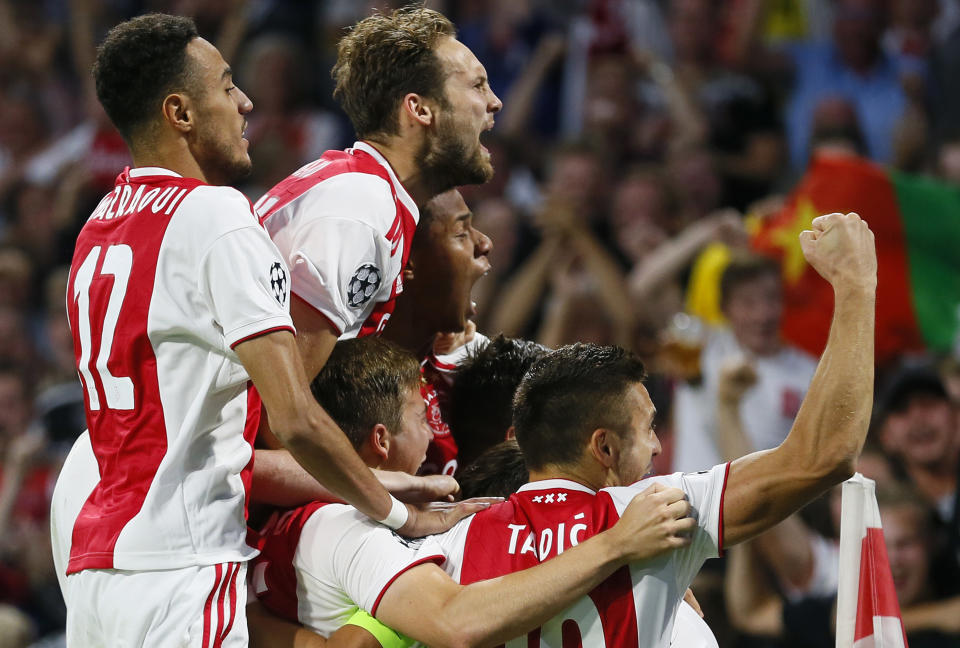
(627, 382, 655, 421)
(434, 36, 486, 84)
(402, 383, 425, 413)
(426, 189, 471, 229)
(185, 37, 230, 84)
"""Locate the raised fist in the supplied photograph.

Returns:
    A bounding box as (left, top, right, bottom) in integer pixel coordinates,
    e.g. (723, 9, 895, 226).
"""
(799, 212, 877, 291)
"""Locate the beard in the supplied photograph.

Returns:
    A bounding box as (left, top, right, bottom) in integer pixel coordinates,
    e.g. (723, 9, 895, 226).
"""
(193, 124, 253, 186)
(417, 117, 493, 196)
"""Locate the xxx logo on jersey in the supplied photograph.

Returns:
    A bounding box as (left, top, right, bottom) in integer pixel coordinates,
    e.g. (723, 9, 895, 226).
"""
(269, 262, 287, 306)
(347, 264, 381, 309)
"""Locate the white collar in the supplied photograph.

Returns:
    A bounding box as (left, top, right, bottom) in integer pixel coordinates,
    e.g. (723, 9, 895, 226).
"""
(128, 167, 182, 178)
(517, 479, 597, 496)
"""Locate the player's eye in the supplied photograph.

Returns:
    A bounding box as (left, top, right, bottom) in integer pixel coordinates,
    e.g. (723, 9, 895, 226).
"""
(226, 86, 236, 94)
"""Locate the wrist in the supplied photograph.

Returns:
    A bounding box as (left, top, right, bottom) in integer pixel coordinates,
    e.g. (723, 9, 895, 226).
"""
(599, 526, 629, 566)
(378, 495, 410, 531)
(832, 281, 876, 300)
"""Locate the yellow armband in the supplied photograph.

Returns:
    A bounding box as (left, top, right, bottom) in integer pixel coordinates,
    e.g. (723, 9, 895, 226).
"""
(344, 609, 414, 648)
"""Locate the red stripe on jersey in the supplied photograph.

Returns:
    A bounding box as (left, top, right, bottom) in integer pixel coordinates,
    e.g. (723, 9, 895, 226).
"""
(256, 149, 393, 225)
(229, 325, 296, 349)
(66, 173, 203, 573)
(252, 501, 329, 622)
(203, 563, 225, 648)
(717, 462, 731, 557)
(459, 488, 640, 646)
(369, 554, 446, 617)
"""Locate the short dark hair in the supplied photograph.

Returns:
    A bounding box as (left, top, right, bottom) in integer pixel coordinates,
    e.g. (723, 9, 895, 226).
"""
(719, 254, 781, 308)
(513, 344, 647, 470)
(875, 360, 949, 427)
(310, 338, 422, 450)
(448, 336, 548, 470)
(458, 440, 528, 499)
(93, 14, 199, 141)
(332, 6, 455, 139)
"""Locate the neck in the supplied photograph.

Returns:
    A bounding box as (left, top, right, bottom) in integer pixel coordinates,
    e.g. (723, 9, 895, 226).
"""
(363, 137, 437, 207)
(381, 291, 438, 355)
(528, 463, 606, 492)
(131, 136, 210, 184)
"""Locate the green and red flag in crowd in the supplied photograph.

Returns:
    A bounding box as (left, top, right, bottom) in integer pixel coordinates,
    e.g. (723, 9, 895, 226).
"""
(751, 153, 960, 364)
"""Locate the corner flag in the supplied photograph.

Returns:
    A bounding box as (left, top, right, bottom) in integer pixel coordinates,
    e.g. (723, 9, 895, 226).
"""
(836, 473, 908, 647)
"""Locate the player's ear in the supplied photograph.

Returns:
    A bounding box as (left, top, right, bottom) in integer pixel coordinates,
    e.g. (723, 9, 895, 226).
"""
(400, 92, 434, 128)
(588, 428, 615, 469)
(504, 425, 515, 441)
(162, 92, 193, 134)
(369, 423, 390, 465)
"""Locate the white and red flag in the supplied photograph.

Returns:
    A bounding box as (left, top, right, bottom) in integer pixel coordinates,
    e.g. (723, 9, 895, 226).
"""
(836, 473, 908, 648)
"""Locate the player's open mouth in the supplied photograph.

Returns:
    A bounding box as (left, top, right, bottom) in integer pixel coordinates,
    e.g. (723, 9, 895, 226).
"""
(479, 121, 494, 153)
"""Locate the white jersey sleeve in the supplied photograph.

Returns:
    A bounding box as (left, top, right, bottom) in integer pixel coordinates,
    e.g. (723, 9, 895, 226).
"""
(275, 174, 396, 335)
(195, 191, 293, 348)
(294, 504, 445, 632)
(606, 462, 729, 591)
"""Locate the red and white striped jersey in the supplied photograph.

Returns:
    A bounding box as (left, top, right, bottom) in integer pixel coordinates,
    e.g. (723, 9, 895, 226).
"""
(432, 465, 730, 648)
(251, 502, 444, 636)
(419, 332, 489, 477)
(65, 167, 293, 574)
(254, 141, 419, 339)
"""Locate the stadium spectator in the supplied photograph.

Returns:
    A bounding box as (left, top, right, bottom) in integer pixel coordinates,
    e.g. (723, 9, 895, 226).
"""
(733, 0, 914, 169)
(672, 254, 816, 472)
(726, 483, 960, 647)
(876, 361, 959, 524)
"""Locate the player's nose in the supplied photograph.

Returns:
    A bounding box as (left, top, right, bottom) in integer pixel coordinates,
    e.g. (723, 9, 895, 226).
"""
(473, 227, 492, 257)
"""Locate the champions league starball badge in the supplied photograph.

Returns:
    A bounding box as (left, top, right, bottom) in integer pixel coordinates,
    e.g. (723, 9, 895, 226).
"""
(269, 262, 287, 306)
(347, 263, 382, 308)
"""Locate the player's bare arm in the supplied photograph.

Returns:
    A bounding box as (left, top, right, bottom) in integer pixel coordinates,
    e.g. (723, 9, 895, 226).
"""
(252, 449, 459, 507)
(248, 600, 328, 648)
(290, 296, 341, 380)
(235, 331, 489, 536)
(721, 212, 877, 546)
(375, 484, 695, 647)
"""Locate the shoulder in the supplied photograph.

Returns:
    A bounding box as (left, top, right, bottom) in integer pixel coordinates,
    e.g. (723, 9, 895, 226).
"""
(176, 185, 260, 239)
(292, 172, 396, 230)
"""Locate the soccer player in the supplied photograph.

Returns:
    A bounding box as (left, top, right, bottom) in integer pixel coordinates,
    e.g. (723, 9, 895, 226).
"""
(250, 337, 698, 647)
(254, 6, 501, 380)
(58, 14, 482, 646)
(381, 188, 493, 476)
(428, 211, 877, 646)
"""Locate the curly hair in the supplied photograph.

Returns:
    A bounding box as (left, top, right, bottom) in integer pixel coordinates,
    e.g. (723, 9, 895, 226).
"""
(93, 14, 199, 141)
(332, 6, 455, 139)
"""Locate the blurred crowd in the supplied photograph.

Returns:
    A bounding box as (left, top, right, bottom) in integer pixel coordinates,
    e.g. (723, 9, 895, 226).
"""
(1, 0, 960, 646)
